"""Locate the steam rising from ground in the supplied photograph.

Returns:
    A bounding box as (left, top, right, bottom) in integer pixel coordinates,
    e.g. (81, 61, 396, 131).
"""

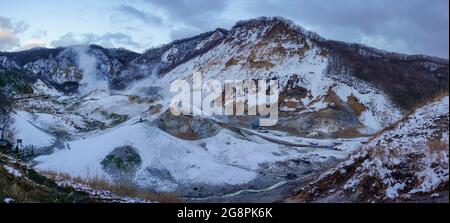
(125, 64, 169, 98)
(70, 46, 109, 95)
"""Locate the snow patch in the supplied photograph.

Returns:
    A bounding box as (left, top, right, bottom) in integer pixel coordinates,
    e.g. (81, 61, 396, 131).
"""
(3, 165, 22, 177)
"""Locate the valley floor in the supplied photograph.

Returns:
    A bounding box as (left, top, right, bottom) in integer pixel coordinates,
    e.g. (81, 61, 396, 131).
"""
(5, 84, 370, 202)
(4, 90, 448, 203)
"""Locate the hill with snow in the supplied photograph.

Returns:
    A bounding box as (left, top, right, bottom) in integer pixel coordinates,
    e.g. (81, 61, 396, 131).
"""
(1, 17, 448, 202)
(289, 95, 449, 202)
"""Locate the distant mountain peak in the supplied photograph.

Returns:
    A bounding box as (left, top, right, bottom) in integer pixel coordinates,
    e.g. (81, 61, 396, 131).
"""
(234, 16, 296, 27)
(232, 16, 324, 42)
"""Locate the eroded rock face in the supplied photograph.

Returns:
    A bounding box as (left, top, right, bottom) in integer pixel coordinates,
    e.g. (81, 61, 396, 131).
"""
(275, 90, 366, 138)
(155, 111, 221, 140)
(101, 146, 142, 180)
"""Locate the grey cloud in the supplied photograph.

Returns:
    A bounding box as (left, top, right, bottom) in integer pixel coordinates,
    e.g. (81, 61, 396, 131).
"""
(240, 0, 449, 57)
(100, 32, 141, 49)
(117, 5, 162, 26)
(140, 0, 448, 58)
(0, 31, 19, 51)
(50, 32, 141, 50)
(145, 0, 230, 31)
(13, 21, 29, 33)
(31, 30, 48, 39)
(0, 16, 29, 51)
(20, 39, 46, 51)
(50, 33, 85, 47)
(169, 27, 203, 40)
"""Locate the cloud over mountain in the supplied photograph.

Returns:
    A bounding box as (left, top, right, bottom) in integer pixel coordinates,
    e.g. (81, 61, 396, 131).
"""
(1, 0, 448, 57)
(117, 5, 163, 26)
(0, 16, 29, 51)
(50, 32, 141, 50)
(137, 0, 449, 57)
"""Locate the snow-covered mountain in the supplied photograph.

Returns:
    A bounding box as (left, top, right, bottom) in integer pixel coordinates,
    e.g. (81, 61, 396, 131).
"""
(289, 94, 449, 202)
(1, 17, 448, 202)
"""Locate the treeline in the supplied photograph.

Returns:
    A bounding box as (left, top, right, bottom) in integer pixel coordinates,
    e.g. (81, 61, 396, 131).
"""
(323, 40, 449, 111)
(0, 70, 34, 95)
(0, 92, 12, 110)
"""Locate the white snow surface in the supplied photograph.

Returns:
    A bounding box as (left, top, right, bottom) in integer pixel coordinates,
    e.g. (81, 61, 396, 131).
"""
(12, 111, 56, 148)
(32, 79, 62, 97)
(35, 123, 259, 191)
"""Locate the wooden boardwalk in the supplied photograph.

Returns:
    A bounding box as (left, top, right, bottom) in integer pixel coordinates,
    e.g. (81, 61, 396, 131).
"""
(12, 94, 50, 101)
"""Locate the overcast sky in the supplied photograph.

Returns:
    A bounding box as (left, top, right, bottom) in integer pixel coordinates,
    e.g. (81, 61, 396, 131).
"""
(0, 0, 448, 58)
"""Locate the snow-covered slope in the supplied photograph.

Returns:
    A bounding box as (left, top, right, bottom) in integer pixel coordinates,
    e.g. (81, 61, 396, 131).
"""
(155, 17, 402, 135)
(1, 16, 448, 201)
(11, 111, 57, 148)
(0, 56, 19, 71)
(33, 116, 364, 194)
(290, 95, 449, 202)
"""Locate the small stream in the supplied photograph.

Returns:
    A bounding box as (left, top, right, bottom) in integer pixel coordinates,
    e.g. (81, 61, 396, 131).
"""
(186, 172, 319, 203)
(189, 180, 288, 201)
